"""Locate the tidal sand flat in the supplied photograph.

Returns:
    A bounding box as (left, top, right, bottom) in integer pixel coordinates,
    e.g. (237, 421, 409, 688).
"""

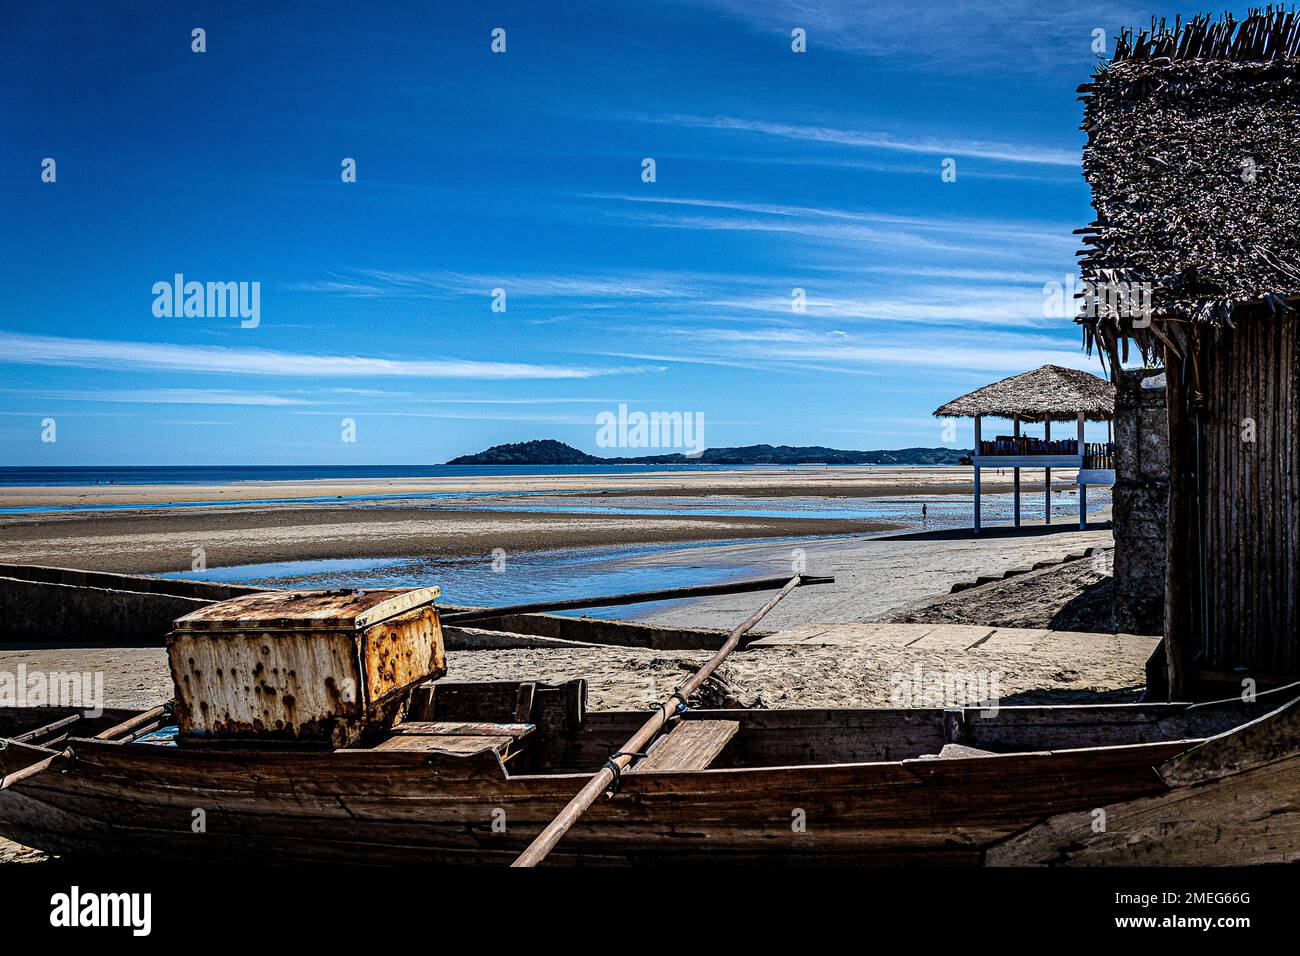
(0, 464, 1074, 510)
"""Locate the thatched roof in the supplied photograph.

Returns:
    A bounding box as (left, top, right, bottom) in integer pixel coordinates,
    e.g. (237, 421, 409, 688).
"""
(933, 365, 1115, 421)
(1078, 8, 1300, 361)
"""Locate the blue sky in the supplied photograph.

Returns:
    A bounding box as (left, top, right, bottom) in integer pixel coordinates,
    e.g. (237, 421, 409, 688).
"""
(1, 1, 1228, 465)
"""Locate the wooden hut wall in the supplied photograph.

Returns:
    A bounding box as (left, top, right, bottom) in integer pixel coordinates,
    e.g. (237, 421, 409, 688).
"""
(1170, 314, 1300, 686)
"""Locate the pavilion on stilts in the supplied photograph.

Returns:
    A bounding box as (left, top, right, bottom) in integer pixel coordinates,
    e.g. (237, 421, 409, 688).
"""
(934, 364, 1116, 533)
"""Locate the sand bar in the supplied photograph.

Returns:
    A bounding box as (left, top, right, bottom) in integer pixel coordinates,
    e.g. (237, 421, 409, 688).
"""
(0, 465, 1078, 508)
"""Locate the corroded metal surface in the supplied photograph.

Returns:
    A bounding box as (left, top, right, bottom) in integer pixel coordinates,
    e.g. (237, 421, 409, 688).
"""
(168, 589, 445, 746)
(173, 587, 440, 631)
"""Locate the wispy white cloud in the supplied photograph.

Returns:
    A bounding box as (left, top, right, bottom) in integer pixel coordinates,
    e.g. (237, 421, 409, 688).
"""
(585, 194, 1077, 263)
(589, 324, 1099, 376)
(590, 193, 1075, 247)
(0, 332, 660, 381)
(3, 388, 317, 406)
(648, 114, 1080, 167)
(289, 269, 742, 300)
(671, 0, 1137, 74)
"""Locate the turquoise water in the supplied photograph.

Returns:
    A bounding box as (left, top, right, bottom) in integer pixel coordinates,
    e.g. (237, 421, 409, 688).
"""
(434, 488, 1109, 527)
(156, 485, 1110, 617)
(0, 488, 546, 516)
(0, 463, 807, 487)
(162, 541, 777, 619)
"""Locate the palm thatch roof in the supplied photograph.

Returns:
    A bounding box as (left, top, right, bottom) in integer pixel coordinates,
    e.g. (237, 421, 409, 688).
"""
(1078, 8, 1300, 365)
(933, 365, 1115, 422)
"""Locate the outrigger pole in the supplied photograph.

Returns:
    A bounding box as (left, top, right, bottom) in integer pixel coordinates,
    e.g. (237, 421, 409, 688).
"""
(511, 572, 828, 867)
(440, 574, 834, 625)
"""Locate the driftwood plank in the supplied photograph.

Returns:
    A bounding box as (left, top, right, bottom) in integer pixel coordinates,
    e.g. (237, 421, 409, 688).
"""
(632, 720, 739, 773)
(988, 752, 1300, 866)
(1158, 693, 1300, 787)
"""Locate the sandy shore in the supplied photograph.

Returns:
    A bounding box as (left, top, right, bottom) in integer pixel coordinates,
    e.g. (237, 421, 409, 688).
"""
(0, 621, 1152, 715)
(0, 506, 897, 575)
(631, 524, 1114, 630)
(0, 465, 1076, 508)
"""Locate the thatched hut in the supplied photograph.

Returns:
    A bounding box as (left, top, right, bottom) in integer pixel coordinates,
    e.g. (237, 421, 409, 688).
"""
(934, 365, 1116, 532)
(1079, 10, 1300, 697)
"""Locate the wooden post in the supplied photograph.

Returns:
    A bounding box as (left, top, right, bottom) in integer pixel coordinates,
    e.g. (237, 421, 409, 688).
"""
(1077, 411, 1087, 530)
(1044, 419, 1052, 525)
(973, 415, 982, 534)
(1012, 414, 1021, 528)
(1163, 343, 1196, 700)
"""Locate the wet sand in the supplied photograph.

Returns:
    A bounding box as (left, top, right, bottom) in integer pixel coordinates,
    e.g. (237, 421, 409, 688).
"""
(0, 465, 1075, 509)
(0, 506, 896, 575)
(631, 524, 1115, 630)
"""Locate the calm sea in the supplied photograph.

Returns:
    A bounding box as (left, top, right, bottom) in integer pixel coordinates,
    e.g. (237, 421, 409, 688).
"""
(0, 464, 755, 487)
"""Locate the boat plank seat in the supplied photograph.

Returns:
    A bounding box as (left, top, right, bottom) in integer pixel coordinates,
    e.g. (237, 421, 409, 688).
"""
(631, 719, 740, 773)
(372, 721, 535, 761)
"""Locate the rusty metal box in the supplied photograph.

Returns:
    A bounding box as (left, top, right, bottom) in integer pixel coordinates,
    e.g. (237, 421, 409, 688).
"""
(167, 587, 445, 748)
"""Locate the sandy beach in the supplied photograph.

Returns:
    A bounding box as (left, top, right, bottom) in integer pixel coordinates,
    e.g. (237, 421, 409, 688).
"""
(0, 465, 1098, 578)
(0, 504, 898, 575)
(0, 465, 1077, 508)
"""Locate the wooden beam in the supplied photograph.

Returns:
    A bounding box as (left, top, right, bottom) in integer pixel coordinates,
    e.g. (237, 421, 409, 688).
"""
(1159, 691, 1300, 787)
(629, 719, 740, 773)
(1164, 343, 1196, 700)
(93, 704, 170, 742)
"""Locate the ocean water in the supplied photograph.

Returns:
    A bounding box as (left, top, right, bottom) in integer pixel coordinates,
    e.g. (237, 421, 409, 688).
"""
(157, 486, 1111, 615)
(162, 542, 777, 619)
(0, 463, 752, 487)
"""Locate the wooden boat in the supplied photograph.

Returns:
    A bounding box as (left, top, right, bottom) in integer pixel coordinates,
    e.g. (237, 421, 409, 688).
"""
(3, 677, 1299, 865)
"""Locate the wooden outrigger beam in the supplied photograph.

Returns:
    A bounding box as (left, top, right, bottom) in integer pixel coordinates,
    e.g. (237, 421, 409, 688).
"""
(511, 573, 819, 867)
(441, 574, 834, 625)
(0, 738, 72, 792)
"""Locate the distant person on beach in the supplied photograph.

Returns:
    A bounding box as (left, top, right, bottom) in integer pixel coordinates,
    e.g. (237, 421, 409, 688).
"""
(921, 503, 928, 525)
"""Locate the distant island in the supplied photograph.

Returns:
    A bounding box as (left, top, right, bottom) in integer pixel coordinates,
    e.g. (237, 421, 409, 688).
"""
(447, 439, 971, 466)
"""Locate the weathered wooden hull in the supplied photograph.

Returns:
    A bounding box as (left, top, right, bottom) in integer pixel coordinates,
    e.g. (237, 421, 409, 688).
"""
(0, 737, 1192, 865)
(3, 694, 1299, 866)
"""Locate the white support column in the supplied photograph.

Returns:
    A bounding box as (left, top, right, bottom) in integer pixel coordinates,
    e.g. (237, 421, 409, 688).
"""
(1012, 414, 1021, 528)
(1044, 419, 1052, 526)
(1077, 411, 1087, 530)
(973, 415, 982, 534)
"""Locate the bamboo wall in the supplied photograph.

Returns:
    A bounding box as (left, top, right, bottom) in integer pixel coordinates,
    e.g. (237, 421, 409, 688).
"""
(1193, 313, 1300, 679)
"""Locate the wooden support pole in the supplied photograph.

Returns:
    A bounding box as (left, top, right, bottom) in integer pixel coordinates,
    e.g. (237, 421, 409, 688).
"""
(973, 415, 982, 534)
(1044, 419, 1052, 525)
(93, 704, 170, 741)
(1077, 411, 1087, 530)
(1013, 414, 1021, 528)
(1163, 343, 1196, 700)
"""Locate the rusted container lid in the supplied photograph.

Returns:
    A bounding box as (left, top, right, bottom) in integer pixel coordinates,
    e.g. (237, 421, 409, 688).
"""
(171, 586, 441, 633)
